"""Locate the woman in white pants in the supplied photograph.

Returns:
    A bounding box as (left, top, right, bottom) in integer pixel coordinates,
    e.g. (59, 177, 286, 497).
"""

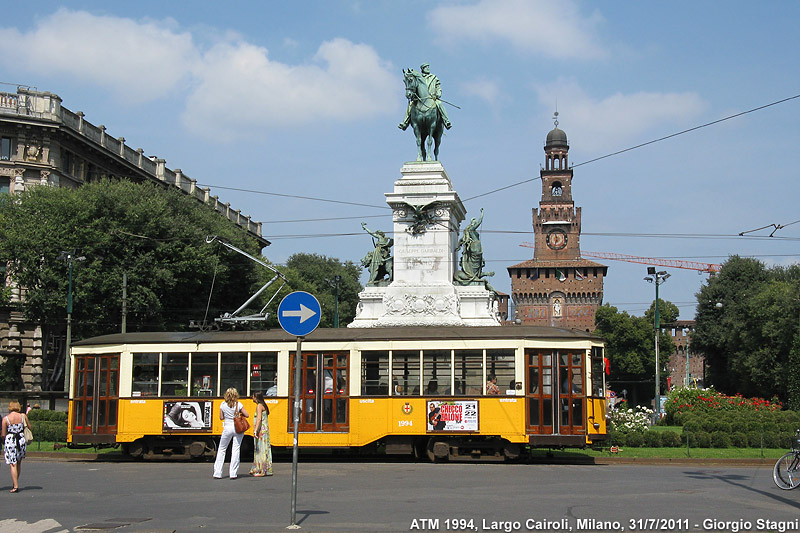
(213, 388, 249, 479)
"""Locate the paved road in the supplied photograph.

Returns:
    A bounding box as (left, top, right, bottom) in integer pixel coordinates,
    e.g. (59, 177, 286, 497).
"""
(0, 457, 798, 532)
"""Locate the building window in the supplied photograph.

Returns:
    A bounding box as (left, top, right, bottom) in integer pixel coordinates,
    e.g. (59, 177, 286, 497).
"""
(1, 137, 11, 160)
(0, 177, 9, 195)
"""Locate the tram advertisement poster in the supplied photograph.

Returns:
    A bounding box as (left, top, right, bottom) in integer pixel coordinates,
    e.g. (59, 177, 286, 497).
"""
(163, 401, 213, 431)
(426, 400, 478, 432)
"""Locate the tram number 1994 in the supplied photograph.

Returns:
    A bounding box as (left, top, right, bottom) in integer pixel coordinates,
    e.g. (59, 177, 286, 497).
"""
(398, 420, 413, 427)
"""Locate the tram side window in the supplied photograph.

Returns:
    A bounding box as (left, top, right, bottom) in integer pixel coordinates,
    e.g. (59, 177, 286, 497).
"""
(486, 349, 515, 395)
(191, 353, 219, 397)
(250, 352, 278, 396)
(453, 350, 482, 395)
(591, 347, 605, 397)
(161, 353, 189, 396)
(423, 350, 451, 395)
(362, 351, 388, 395)
(392, 350, 419, 396)
(220, 352, 247, 396)
(131, 353, 159, 396)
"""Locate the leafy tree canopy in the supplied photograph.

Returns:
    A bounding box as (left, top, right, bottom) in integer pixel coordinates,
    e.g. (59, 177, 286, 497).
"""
(262, 253, 363, 329)
(0, 179, 263, 342)
(692, 256, 800, 403)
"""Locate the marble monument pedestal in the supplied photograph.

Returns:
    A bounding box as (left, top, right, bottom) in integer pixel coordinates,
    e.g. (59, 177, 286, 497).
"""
(349, 161, 499, 328)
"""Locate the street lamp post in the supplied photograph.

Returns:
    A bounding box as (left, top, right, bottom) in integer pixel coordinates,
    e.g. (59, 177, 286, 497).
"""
(645, 267, 670, 423)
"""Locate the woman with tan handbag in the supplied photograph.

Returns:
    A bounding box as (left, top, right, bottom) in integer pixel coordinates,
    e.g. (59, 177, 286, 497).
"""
(212, 388, 249, 480)
(2, 401, 29, 493)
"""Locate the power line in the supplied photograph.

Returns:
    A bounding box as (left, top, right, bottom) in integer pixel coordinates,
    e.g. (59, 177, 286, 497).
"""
(572, 93, 800, 168)
(194, 184, 390, 210)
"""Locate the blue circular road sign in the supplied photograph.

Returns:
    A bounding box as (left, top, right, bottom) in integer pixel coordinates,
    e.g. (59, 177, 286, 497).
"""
(277, 291, 322, 337)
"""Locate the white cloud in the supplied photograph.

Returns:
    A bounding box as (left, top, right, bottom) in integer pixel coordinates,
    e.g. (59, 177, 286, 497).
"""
(429, 0, 607, 59)
(461, 79, 505, 111)
(0, 9, 397, 138)
(0, 9, 198, 103)
(534, 80, 707, 152)
(182, 38, 396, 138)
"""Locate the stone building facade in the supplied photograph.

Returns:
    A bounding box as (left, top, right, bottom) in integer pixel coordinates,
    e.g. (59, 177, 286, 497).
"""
(0, 87, 267, 391)
(507, 121, 607, 331)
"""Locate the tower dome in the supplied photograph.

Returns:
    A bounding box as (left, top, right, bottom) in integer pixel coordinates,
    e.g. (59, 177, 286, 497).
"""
(545, 126, 568, 149)
(545, 111, 569, 150)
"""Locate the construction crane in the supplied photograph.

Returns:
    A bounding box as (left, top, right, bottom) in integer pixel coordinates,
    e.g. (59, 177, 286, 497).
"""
(518, 243, 721, 274)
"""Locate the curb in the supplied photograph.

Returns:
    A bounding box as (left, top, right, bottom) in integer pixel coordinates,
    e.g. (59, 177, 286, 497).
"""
(24, 451, 775, 466)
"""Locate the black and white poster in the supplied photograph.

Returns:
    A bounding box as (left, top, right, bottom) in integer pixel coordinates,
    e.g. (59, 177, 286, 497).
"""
(162, 401, 213, 431)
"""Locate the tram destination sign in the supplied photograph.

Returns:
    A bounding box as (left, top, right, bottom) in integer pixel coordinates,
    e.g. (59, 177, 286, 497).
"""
(278, 291, 322, 337)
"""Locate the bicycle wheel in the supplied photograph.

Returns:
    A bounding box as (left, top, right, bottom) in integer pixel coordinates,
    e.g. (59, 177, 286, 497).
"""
(773, 452, 800, 490)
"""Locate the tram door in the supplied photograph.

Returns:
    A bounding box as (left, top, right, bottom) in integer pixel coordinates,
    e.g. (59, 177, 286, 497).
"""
(72, 354, 120, 441)
(525, 350, 585, 436)
(291, 351, 349, 432)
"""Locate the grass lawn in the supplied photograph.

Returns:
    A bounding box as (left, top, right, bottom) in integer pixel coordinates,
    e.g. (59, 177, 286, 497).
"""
(26, 441, 122, 455)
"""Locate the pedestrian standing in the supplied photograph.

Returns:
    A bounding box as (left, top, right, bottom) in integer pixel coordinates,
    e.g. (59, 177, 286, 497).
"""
(249, 392, 273, 477)
(213, 388, 248, 479)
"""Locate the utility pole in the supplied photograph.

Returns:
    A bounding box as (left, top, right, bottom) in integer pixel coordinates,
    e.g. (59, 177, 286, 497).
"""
(333, 275, 341, 328)
(121, 272, 127, 334)
(61, 252, 85, 392)
(645, 267, 670, 424)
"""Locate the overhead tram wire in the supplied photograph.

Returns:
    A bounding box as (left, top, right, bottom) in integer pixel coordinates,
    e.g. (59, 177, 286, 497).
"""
(462, 93, 800, 202)
(202, 94, 800, 234)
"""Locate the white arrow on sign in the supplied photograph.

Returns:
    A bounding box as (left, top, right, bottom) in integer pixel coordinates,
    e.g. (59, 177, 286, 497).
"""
(281, 303, 317, 323)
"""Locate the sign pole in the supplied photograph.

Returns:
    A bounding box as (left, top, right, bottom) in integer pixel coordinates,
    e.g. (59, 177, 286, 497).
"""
(288, 335, 303, 529)
(278, 291, 321, 531)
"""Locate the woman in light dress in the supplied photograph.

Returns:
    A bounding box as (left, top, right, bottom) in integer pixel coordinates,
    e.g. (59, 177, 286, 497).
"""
(249, 392, 273, 477)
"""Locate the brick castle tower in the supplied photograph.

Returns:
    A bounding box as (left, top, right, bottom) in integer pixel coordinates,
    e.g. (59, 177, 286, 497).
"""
(507, 115, 607, 330)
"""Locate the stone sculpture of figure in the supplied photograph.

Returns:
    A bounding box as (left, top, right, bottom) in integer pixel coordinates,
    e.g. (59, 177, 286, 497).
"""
(454, 208, 495, 288)
(360, 222, 393, 286)
(399, 63, 452, 131)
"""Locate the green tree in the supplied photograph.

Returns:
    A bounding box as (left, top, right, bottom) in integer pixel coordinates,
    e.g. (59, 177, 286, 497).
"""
(276, 253, 362, 328)
(594, 304, 656, 407)
(0, 180, 263, 388)
(693, 256, 800, 402)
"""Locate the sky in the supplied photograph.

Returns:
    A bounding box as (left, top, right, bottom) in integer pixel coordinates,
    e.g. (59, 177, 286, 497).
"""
(1, 1, 798, 321)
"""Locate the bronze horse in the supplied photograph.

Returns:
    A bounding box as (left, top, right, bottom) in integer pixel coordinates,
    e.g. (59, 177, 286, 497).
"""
(403, 69, 444, 161)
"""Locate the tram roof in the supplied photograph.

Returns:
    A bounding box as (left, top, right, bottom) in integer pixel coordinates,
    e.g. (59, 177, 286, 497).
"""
(73, 325, 603, 347)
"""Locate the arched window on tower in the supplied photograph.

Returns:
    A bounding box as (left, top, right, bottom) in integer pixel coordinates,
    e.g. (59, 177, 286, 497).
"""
(551, 182, 563, 197)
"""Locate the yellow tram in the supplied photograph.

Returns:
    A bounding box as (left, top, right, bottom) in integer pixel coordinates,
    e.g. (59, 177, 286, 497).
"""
(68, 326, 607, 461)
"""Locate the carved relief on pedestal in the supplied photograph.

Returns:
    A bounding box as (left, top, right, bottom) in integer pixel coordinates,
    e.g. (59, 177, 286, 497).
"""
(383, 293, 458, 317)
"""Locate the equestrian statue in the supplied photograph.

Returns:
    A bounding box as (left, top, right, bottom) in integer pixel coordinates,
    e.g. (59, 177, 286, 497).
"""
(399, 63, 453, 162)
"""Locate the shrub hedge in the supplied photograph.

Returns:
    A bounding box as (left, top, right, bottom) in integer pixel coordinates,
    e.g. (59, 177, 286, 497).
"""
(25, 409, 68, 442)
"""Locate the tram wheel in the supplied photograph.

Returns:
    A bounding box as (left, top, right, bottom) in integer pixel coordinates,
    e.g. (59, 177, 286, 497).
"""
(125, 438, 148, 459)
(426, 439, 450, 462)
